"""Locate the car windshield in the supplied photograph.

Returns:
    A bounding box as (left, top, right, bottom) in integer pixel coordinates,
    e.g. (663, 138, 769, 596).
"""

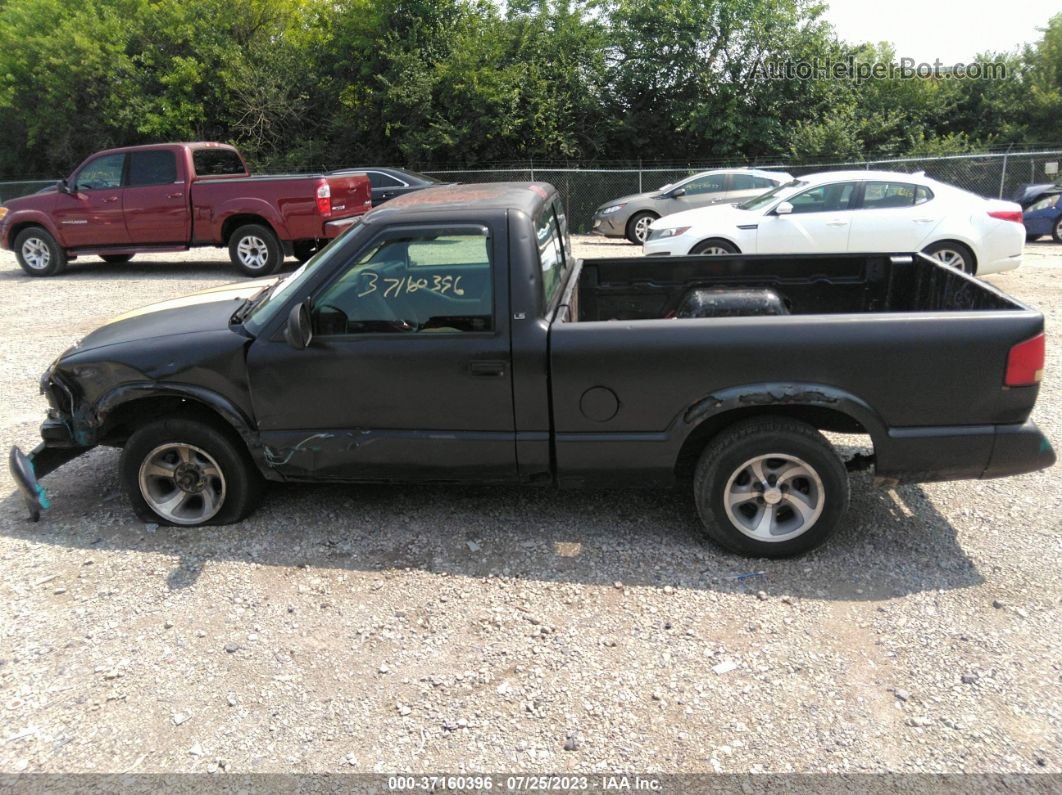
(243, 219, 363, 334)
(736, 179, 806, 210)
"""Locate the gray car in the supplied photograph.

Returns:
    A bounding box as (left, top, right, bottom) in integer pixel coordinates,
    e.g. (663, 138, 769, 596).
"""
(591, 168, 793, 244)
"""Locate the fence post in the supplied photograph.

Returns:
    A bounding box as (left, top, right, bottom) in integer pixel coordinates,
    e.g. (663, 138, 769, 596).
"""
(530, 158, 535, 182)
(998, 145, 1012, 198)
(638, 159, 643, 193)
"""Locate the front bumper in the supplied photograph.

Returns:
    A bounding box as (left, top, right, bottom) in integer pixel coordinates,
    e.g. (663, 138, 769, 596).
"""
(9, 441, 92, 521)
(590, 213, 625, 237)
(874, 420, 1055, 483)
(642, 238, 684, 256)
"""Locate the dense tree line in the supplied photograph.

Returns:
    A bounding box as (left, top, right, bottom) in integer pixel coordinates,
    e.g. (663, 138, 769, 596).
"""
(0, 0, 1059, 177)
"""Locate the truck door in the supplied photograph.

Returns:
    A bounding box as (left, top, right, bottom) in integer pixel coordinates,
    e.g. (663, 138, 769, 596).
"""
(246, 222, 517, 481)
(124, 149, 190, 245)
(52, 153, 129, 247)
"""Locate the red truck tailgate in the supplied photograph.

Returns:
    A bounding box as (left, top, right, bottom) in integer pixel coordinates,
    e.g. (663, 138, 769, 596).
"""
(326, 173, 373, 219)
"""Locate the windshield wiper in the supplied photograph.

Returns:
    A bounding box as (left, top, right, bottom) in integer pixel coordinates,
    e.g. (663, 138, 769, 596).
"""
(231, 283, 277, 324)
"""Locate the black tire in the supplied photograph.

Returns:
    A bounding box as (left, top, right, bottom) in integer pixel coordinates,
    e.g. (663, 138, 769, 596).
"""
(693, 417, 850, 558)
(100, 254, 134, 264)
(922, 241, 975, 274)
(1025, 233, 1041, 243)
(292, 240, 317, 264)
(689, 237, 739, 255)
(625, 211, 658, 244)
(120, 418, 263, 527)
(13, 227, 67, 276)
(1053, 216, 1062, 244)
(228, 223, 282, 277)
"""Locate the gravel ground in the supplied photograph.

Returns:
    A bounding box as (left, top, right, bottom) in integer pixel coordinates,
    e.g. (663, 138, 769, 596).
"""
(0, 236, 1060, 776)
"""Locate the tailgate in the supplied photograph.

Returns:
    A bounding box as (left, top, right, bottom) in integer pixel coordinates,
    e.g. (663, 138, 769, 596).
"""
(326, 173, 373, 219)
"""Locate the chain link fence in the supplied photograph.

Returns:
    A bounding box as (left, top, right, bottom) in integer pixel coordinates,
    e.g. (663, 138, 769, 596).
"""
(0, 180, 57, 203)
(421, 150, 1062, 232)
(3, 150, 1060, 233)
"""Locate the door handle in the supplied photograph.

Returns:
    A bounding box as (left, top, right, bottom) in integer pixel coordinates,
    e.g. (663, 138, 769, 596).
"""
(470, 360, 507, 377)
(102, 196, 120, 203)
(167, 192, 184, 199)
(826, 220, 848, 226)
(913, 218, 935, 223)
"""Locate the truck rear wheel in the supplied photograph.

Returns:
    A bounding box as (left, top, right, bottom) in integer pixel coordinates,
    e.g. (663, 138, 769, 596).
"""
(120, 418, 262, 527)
(229, 224, 282, 276)
(292, 240, 317, 263)
(693, 417, 849, 557)
(14, 227, 67, 276)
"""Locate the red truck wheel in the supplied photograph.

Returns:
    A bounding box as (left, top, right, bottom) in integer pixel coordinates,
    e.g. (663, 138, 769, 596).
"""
(229, 224, 282, 276)
(14, 227, 67, 277)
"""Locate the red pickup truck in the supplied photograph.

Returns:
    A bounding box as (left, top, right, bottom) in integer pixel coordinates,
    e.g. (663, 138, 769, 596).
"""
(0, 142, 373, 276)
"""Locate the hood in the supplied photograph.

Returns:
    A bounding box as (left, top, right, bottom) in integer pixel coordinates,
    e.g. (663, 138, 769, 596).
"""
(72, 278, 277, 354)
(651, 203, 754, 230)
(3, 187, 58, 213)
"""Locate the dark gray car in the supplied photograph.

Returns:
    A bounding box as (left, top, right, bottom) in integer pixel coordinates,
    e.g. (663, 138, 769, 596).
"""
(591, 168, 792, 244)
(330, 166, 449, 206)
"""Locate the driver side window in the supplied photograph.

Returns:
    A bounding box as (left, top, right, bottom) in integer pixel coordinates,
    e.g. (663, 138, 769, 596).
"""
(75, 154, 125, 191)
(789, 182, 856, 213)
(682, 174, 727, 195)
(313, 228, 493, 336)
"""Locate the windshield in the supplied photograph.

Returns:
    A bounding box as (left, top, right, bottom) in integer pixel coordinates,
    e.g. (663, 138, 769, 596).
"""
(243, 219, 363, 334)
(736, 179, 806, 211)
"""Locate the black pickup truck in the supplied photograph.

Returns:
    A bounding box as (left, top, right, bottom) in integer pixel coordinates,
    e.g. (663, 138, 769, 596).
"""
(9, 183, 1055, 557)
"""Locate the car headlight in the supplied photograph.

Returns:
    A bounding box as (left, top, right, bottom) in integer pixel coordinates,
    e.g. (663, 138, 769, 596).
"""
(598, 204, 625, 215)
(647, 226, 690, 241)
(0, 206, 8, 222)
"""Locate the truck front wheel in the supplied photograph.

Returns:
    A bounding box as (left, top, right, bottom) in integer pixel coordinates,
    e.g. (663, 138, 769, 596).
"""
(693, 417, 849, 557)
(120, 418, 262, 527)
(229, 224, 282, 276)
(14, 227, 67, 276)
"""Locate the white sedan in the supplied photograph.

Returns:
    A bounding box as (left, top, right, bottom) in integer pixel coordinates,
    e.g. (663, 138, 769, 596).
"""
(643, 170, 1025, 275)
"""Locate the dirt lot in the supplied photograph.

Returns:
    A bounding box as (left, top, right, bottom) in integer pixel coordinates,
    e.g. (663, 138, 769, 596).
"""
(0, 237, 1060, 776)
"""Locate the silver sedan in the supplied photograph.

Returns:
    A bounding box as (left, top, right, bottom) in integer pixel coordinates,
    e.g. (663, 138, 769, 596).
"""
(591, 168, 793, 244)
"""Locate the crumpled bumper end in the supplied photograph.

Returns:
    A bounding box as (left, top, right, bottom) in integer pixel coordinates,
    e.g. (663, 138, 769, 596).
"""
(9, 446, 49, 522)
(9, 442, 93, 522)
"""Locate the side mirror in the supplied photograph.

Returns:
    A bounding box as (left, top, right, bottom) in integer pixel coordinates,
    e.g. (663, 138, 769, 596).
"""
(669, 187, 687, 198)
(284, 299, 313, 350)
(657, 183, 673, 192)
(774, 201, 794, 216)
(58, 179, 73, 195)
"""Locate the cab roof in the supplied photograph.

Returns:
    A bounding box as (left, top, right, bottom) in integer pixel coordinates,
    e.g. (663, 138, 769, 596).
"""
(365, 182, 556, 221)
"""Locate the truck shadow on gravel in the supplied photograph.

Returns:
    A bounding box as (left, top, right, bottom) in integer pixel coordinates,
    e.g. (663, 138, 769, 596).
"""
(0, 450, 983, 600)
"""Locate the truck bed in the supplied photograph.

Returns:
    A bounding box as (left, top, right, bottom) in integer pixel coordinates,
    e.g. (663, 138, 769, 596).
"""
(572, 253, 1020, 321)
(550, 252, 1044, 486)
